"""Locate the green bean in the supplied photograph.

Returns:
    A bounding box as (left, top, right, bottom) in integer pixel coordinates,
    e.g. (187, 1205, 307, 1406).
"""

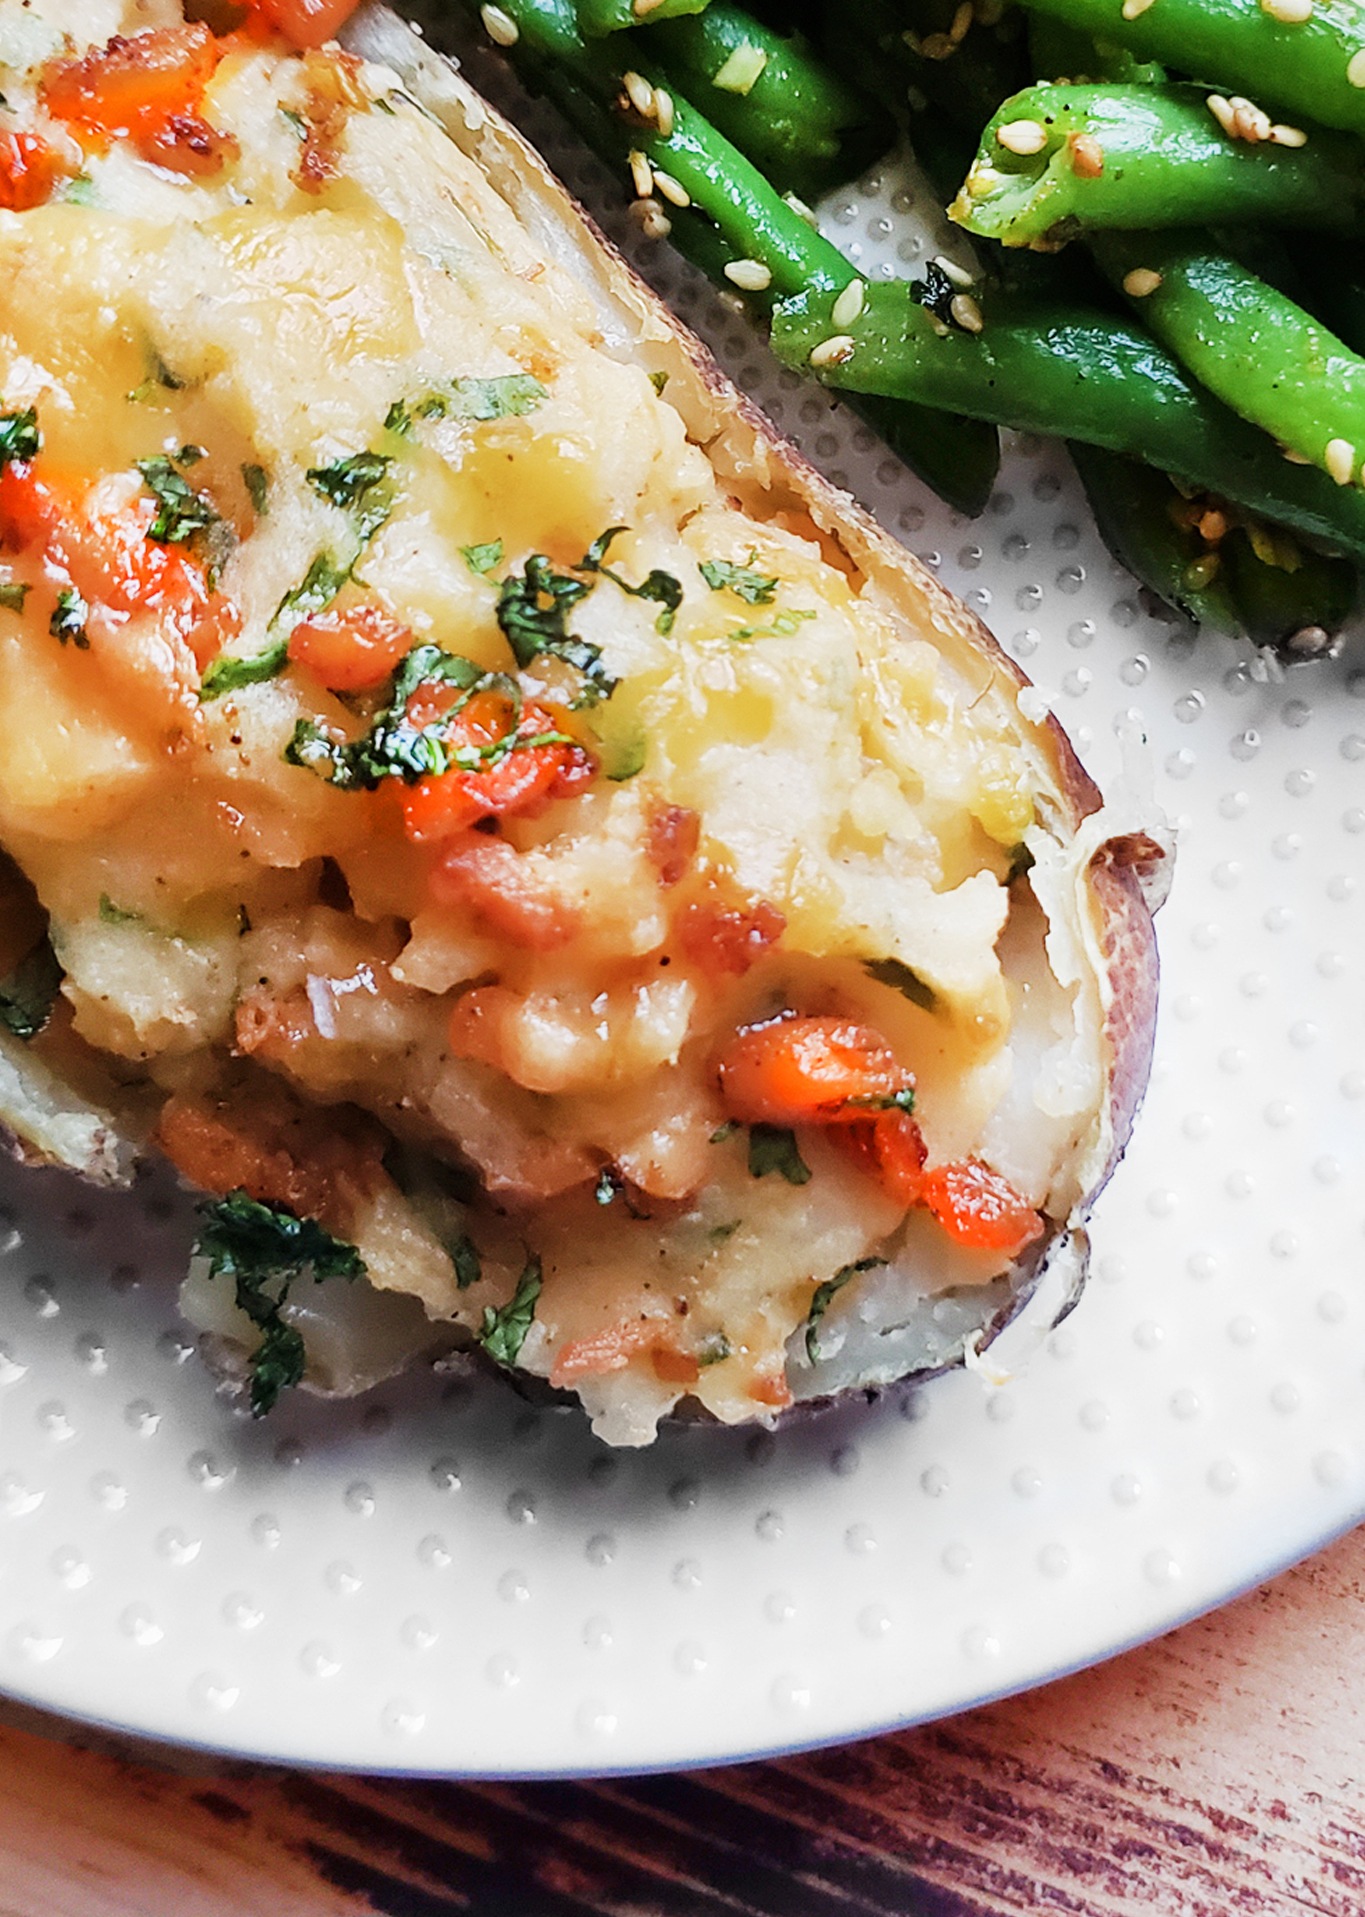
(464, 0, 1002, 513)
(1093, 228, 1365, 489)
(770, 278, 1365, 562)
(895, 0, 1031, 139)
(1027, 14, 1164, 83)
(1067, 442, 1356, 652)
(647, 5, 888, 199)
(953, 84, 1365, 251)
(1011, 0, 1365, 138)
(575, 0, 709, 35)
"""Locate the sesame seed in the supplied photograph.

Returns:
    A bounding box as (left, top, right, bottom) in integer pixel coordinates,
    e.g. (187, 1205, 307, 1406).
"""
(653, 88, 675, 139)
(932, 254, 975, 287)
(1121, 0, 1155, 17)
(919, 32, 956, 59)
(1280, 444, 1312, 464)
(950, 292, 984, 333)
(1270, 122, 1308, 145)
(1284, 625, 1334, 658)
(1325, 436, 1355, 484)
(996, 119, 1048, 156)
(1206, 94, 1237, 135)
(783, 191, 819, 228)
(1069, 132, 1105, 177)
(1348, 49, 1365, 87)
(623, 70, 655, 118)
(634, 0, 666, 15)
(628, 148, 654, 199)
(629, 198, 672, 240)
(950, 2, 974, 42)
(1229, 96, 1272, 141)
(832, 279, 866, 328)
(652, 170, 691, 207)
(1260, 0, 1312, 18)
(1123, 267, 1163, 298)
(1182, 553, 1220, 591)
(724, 258, 773, 292)
(480, 4, 518, 44)
(809, 334, 857, 369)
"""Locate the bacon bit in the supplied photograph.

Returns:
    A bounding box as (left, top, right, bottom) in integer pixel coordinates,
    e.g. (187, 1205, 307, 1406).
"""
(287, 47, 368, 194)
(921, 1158, 1044, 1255)
(398, 691, 595, 845)
(548, 1316, 694, 1389)
(678, 896, 785, 977)
(719, 1014, 910, 1127)
(840, 1107, 928, 1207)
(747, 1361, 793, 1409)
(287, 602, 412, 692)
(431, 839, 582, 949)
(652, 1347, 701, 1386)
(154, 1091, 384, 1232)
(446, 983, 519, 1073)
(0, 131, 72, 210)
(42, 25, 234, 175)
(646, 804, 700, 886)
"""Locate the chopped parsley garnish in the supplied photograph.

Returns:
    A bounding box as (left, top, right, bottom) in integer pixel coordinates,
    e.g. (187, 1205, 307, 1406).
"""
(461, 539, 504, 576)
(0, 940, 62, 1042)
(98, 895, 140, 926)
(699, 555, 778, 605)
(442, 374, 547, 421)
(595, 1166, 619, 1206)
(863, 957, 937, 1015)
(579, 527, 683, 636)
(193, 1191, 366, 1416)
(50, 587, 89, 649)
(63, 174, 98, 208)
(804, 1258, 885, 1364)
(496, 554, 615, 702)
(199, 639, 289, 701)
(648, 370, 669, 395)
(0, 580, 29, 614)
(136, 455, 222, 548)
(242, 463, 269, 514)
(452, 1233, 482, 1291)
(747, 1124, 811, 1186)
(306, 451, 394, 543)
(479, 1256, 543, 1367)
(201, 552, 349, 701)
(176, 443, 206, 467)
(383, 399, 413, 437)
(847, 1086, 916, 1115)
(709, 1120, 740, 1144)
(729, 608, 816, 644)
(0, 408, 39, 468)
(126, 351, 186, 403)
(697, 1330, 732, 1366)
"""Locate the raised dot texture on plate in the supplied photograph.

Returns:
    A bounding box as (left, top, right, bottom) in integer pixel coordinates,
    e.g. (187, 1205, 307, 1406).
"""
(0, 99, 1361, 1777)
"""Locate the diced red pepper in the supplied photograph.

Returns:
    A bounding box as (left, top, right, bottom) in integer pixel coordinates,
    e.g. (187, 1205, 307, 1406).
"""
(920, 1159, 1044, 1256)
(243, 0, 364, 49)
(718, 1014, 911, 1128)
(399, 687, 595, 844)
(43, 26, 219, 141)
(287, 602, 412, 692)
(0, 131, 71, 211)
(678, 897, 785, 977)
(840, 1108, 928, 1208)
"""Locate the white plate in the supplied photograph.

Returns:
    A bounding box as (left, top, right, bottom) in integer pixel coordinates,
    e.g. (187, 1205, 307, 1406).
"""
(1, 46, 1363, 1775)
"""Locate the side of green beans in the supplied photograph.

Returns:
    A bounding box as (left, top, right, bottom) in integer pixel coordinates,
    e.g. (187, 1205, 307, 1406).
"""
(648, 6, 887, 199)
(1013, 0, 1365, 138)
(1094, 228, 1365, 489)
(770, 278, 1365, 563)
(952, 84, 1365, 250)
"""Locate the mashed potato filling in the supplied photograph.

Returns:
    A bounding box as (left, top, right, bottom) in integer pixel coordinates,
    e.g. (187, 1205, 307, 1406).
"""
(0, 6, 1103, 1443)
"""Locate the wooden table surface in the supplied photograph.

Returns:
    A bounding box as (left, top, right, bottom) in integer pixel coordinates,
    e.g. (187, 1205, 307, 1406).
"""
(3, 1520, 1364, 1917)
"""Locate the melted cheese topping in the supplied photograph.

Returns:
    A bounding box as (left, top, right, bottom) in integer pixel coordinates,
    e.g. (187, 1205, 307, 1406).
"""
(0, 7, 1096, 1443)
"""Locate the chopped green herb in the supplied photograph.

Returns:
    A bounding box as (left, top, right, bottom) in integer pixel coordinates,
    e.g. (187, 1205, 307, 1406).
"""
(126, 351, 185, 404)
(699, 555, 778, 605)
(748, 1124, 811, 1185)
(579, 528, 683, 636)
(441, 374, 547, 421)
(1008, 841, 1036, 882)
(0, 940, 62, 1042)
(306, 451, 393, 545)
(804, 1258, 886, 1364)
(496, 555, 615, 701)
(863, 957, 937, 1015)
(460, 539, 504, 576)
(209, 549, 352, 695)
(176, 443, 206, 467)
(241, 463, 269, 514)
(729, 608, 817, 644)
(136, 455, 222, 548)
(595, 1166, 619, 1206)
(273, 551, 351, 631)
(649, 370, 669, 395)
(0, 409, 39, 469)
(697, 1330, 732, 1366)
(707, 1221, 741, 1245)
(98, 895, 139, 926)
(0, 580, 29, 614)
(50, 587, 89, 649)
(62, 174, 98, 207)
(193, 1191, 365, 1416)
(602, 725, 646, 783)
(280, 106, 307, 137)
(479, 1256, 542, 1367)
(199, 636, 289, 701)
(452, 1233, 482, 1291)
(846, 1086, 916, 1115)
(709, 1120, 740, 1144)
(383, 399, 413, 437)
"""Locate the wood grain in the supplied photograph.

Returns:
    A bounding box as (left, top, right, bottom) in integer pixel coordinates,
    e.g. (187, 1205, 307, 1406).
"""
(3, 1522, 1364, 1917)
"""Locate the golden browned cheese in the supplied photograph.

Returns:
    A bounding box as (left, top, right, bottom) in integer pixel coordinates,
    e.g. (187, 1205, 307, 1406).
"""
(0, 4, 1133, 1444)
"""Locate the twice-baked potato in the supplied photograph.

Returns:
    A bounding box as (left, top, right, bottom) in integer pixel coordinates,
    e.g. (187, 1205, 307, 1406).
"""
(0, 0, 1161, 1444)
